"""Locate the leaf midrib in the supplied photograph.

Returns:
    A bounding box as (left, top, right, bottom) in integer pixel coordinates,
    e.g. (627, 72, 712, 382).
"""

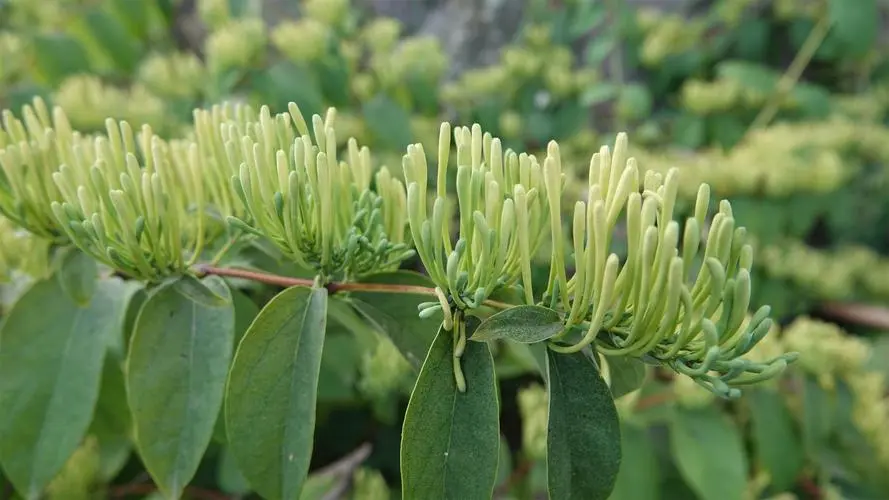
(169, 298, 199, 496)
(280, 288, 320, 499)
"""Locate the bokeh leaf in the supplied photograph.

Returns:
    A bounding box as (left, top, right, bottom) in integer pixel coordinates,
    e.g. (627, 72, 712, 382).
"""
(748, 388, 805, 491)
(829, 0, 878, 57)
(362, 94, 413, 150)
(609, 423, 658, 500)
(605, 354, 647, 399)
(350, 271, 439, 370)
(670, 406, 748, 500)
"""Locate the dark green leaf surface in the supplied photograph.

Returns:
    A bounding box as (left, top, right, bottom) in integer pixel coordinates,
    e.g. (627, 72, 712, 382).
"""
(748, 388, 805, 491)
(471, 305, 563, 343)
(670, 406, 748, 500)
(0, 277, 131, 498)
(546, 349, 621, 500)
(225, 286, 328, 500)
(126, 275, 235, 498)
(350, 271, 439, 370)
(400, 320, 500, 499)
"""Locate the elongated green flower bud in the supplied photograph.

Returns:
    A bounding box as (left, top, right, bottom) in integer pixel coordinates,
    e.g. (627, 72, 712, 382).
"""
(220, 103, 412, 279)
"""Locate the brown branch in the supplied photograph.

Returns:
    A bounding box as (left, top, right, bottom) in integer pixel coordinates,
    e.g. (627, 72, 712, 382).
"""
(634, 391, 675, 411)
(494, 458, 533, 498)
(194, 265, 513, 309)
(818, 301, 889, 330)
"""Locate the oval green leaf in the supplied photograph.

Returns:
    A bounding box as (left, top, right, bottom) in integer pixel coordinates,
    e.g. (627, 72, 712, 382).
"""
(670, 406, 748, 500)
(349, 271, 439, 371)
(225, 285, 328, 500)
(400, 319, 500, 499)
(546, 349, 621, 500)
(0, 277, 131, 499)
(126, 275, 235, 499)
(471, 305, 563, 343)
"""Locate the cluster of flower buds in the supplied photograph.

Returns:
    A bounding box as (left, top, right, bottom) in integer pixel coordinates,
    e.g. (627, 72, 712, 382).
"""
(404, 126, 794, 396)
(0, 98, 87, 242)
(222, 103, 414, 279)
(402, 123, 552, 322)
(49, 118, 229, 281)
(552, 135, 795, 396)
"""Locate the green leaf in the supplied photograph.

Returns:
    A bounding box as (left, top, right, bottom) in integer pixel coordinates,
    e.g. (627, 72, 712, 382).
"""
(217, 447, 251, 496)
(88, 357, 133, 482)
(231, 289, 260, 353)
(81, 6, 143, 73)
(585, 33, 616, 66)
(31, 34, 91, 86)
(400, 319, 500, 499)
(802, 375, 835, 458)
(349, 271, 439, 370)
(252, 62, 324, 117)
(673, 113, 706, 149)
(56, 248, 98, 306)
(471, 305, 563, 343)
(546, 349, 621, 500)
(226, 285, 328, 500)
(362, 94, 413, 150)
(748, 388, 804, 491)
(616, 83, 653, 121)
(670, 406, 748, 500)
(829, 0, 877, 57)
(212, 288, 261, 444)
(0, 277, 131, 498)
(126, 275, 235, 498)
(609, 423, 658, 500)
(581, 83, 620, 106)
(604, 355, 646, 399)
(569, 0, 606, 38)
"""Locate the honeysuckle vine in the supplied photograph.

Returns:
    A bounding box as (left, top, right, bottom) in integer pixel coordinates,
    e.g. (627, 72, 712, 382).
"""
(0, 95, 796, 500)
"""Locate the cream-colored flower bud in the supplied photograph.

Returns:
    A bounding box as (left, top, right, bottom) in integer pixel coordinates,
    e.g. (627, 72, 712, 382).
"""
(206, 19, 267, 73)
(271, 19, 330, 64)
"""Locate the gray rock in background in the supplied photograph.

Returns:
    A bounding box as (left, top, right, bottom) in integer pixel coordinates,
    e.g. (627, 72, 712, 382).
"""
(358, 0, 525, 79)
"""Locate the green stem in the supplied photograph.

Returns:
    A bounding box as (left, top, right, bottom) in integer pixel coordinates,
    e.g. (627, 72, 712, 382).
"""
(194, 264, 515, 310)
(746, 15, 831, 134)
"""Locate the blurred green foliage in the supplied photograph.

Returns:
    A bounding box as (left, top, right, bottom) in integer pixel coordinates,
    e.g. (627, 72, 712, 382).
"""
(3, 0, 889, 498)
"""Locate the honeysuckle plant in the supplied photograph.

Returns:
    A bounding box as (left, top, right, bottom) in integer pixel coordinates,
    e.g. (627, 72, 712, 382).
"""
(0, 95, 794, 500)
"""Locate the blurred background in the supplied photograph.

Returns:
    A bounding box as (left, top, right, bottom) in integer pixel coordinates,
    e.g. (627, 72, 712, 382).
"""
(2, 0, 889, 499)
